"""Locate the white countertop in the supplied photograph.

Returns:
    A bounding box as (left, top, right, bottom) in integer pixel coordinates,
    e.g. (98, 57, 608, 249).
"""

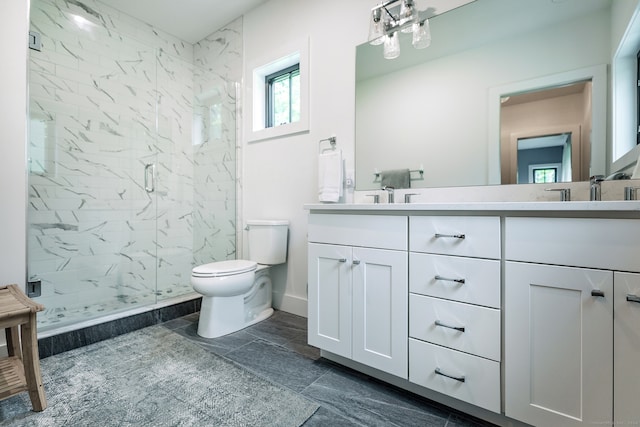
(304, 201, 640, 213)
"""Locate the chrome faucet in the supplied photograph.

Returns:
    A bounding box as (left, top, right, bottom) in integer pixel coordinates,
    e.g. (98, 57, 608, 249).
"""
(590, 175, 605, 201)
(383, 186, 395, 204)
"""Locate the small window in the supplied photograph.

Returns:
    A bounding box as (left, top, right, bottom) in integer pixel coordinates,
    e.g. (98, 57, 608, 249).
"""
(532, 167, 558, 183)
(246, 38, 308, 142)
(265, 64, 300, 128)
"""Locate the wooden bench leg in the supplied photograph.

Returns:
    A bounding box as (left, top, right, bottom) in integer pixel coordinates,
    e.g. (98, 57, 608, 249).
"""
(5, 326, 21, 359)
(21, 313, 46, 411)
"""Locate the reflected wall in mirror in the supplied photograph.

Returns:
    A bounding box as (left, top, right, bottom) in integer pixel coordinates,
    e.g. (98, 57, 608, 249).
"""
(355, 0, 613, 190)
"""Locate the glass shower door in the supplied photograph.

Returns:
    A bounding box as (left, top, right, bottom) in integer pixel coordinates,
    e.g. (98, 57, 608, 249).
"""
(27, 0, 160, 330)
(27, 0, 238, 331)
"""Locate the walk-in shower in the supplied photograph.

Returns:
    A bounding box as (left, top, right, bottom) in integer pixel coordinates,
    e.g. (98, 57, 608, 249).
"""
(27, 0, 241, 332)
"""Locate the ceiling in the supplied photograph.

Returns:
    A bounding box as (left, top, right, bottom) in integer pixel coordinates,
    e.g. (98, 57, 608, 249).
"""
(501, 82, 589, 107)
(104, 0, 270, 44)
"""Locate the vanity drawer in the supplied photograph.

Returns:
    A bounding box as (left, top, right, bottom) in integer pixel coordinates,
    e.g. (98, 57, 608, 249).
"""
(409, 338, 501, 413)
(505, 217, 640, 272)
(308, 214, 407, 250)
(410, 216, 500, 259)
(409, 253, 500, 308)
(409, 294, 500, 361)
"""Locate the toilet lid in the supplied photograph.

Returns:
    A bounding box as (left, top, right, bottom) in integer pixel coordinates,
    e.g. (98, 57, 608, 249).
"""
(192, 260, 257, 278)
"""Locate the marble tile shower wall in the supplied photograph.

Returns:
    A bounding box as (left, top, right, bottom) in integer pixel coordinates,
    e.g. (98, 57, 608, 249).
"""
(28, 0, 241, 330)
(193, 18, 243, 267)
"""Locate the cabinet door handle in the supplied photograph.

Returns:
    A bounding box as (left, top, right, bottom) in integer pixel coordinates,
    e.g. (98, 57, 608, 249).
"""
(591, 290, 605, 297)
(434, 320, 465, 333)
(435, 368, 465, 383)
(434, 233, 465, 239)
(627, 294, 640, 304)
(338, 258, 347, 263)
(352, 260, 361, 265)
(434, 275, 466, 285)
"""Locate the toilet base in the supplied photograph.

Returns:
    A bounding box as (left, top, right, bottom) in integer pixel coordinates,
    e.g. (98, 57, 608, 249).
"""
(195, 267, 274, 339)
(196, 300, 274, 339)
(198, 295, 273, 338)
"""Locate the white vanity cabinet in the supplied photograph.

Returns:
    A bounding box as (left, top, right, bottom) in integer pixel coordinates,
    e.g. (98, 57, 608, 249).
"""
(505, 217, 640, 427)
(307, 214, 408, 378)
(306, 205, 640, 427)
(614, 271, 640, 424)
(408, 216, 502, 413)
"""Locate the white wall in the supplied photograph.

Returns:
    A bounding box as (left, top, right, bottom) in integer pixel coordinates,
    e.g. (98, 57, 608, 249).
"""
(241, 0, 617, 316)
(242, 0, 371, 315)
(0, 0, 28, 291)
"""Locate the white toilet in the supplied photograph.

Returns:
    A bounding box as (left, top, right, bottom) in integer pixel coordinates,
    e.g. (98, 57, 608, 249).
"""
(191, 220, 288, 338)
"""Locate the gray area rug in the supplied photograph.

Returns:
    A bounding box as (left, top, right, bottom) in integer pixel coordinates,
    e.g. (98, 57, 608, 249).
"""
(0, 326, 318, 426)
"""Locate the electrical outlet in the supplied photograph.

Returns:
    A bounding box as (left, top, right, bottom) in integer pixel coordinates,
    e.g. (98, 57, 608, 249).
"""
(345, 169, 355, 188)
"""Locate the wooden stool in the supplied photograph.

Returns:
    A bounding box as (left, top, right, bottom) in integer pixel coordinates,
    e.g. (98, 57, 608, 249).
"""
(0, 284, 47, 411)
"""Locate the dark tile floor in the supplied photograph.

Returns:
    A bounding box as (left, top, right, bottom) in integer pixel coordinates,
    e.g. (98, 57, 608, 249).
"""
(163, 310, 497, 427)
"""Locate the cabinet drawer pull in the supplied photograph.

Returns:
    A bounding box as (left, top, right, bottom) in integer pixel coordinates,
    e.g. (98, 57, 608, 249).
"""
(352, 259, 361, 265)
(434, 233, 466, 239)
(627, 294, 640, 304)
(435, 367, 466, 383)
(338, 258, 347, 263)
(434, 320, 465, 333)
(591, 290, 605, 297)
(434, 275, 466, 284)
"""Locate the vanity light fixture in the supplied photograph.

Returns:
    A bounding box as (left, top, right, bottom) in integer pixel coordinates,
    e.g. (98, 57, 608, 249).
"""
(368, 0, 432, 59)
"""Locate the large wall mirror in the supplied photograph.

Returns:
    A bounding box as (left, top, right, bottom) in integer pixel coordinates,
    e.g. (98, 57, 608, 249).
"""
(355, 0, 622, 190)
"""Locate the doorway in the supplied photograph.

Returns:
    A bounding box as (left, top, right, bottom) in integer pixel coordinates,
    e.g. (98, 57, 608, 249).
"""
(500, 81, 591, 185)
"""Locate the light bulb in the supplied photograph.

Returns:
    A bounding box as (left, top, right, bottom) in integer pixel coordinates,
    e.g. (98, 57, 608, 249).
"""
(412, 19, 431, 49)
(400, 0, 416, 33)
(383, 31, 400, 59)
(368, 8, 385, 45)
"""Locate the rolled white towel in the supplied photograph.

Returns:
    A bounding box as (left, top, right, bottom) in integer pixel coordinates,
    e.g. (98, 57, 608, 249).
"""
(318, 150, 343, 202)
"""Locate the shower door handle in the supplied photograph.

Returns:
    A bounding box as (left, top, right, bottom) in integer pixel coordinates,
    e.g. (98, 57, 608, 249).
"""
(144, 163, 155, 193)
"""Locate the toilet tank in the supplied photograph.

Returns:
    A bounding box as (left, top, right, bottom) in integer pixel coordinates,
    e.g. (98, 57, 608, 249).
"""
(247, 220, 289, 265)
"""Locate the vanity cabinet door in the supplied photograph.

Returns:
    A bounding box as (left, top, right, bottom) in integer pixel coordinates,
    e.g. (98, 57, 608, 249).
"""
(352, 247, 408, 379)
(308, 243, 408, 378)
(614, 271, 640, 425)
(505, 261, 613, 427)
(307, 243, 352, 358)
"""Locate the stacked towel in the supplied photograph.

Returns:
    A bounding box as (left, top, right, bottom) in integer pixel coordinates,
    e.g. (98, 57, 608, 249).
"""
(318, 149, 343, 202)
(380, 168, 411, 189)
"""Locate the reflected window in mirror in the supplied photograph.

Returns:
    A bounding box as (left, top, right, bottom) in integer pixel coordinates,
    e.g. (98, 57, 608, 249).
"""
(532, 166, 558, 184)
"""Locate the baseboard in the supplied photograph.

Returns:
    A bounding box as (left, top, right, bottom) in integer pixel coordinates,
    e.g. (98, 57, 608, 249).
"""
(272, 292, 308, 317)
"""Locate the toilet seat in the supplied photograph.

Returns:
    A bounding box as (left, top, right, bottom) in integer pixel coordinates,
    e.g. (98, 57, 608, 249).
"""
(192, 260, 257, 278)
